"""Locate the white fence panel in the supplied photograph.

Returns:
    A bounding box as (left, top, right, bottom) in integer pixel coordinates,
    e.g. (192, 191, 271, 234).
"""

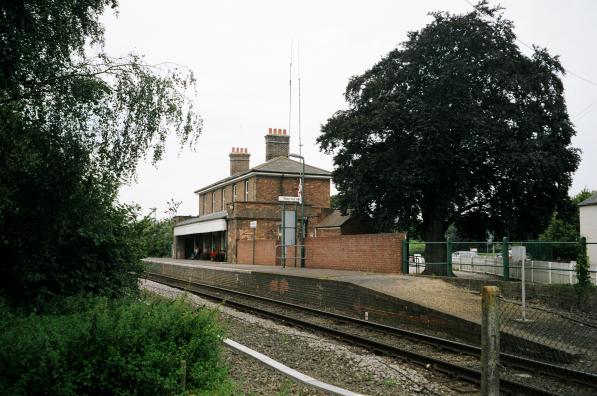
(453, 256, 597, 285)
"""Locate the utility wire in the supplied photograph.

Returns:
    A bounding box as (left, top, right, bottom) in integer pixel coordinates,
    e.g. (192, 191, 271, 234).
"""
(574, 98, 597, 120)
(463, 0, 597, 88)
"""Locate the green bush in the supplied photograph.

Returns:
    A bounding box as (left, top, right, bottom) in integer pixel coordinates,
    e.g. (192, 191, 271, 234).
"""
(0, 296, 228, 395)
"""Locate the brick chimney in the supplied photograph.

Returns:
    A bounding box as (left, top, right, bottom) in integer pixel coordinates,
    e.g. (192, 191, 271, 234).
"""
(229, 147, 250, 176)
(265, 127, 289, 161)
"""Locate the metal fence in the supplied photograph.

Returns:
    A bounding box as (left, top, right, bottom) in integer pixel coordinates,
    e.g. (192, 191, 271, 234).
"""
(403, 239, 597, 285)
(498, 295, 597, 391)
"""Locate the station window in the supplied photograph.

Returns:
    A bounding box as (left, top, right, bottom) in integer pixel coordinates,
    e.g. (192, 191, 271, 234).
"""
(233, 184, 237, 202)
(212, 191, 215, 212)
(221, 188, 225, 211)
(244, 180, 249, 201)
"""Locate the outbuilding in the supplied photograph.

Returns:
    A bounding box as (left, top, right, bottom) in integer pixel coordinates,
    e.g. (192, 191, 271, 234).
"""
(579, 192, 597, 265)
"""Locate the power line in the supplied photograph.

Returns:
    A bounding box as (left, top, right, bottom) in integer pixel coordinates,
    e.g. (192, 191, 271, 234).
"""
(574, 98, 597, 120)
(463, 0, 597, 88)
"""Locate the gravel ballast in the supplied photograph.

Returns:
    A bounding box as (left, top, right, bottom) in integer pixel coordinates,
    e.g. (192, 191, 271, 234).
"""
(141, 279, 476, 395)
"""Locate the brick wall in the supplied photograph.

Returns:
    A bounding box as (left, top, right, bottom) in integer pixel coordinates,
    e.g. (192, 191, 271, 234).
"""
(235, 232, 405, 273)
(256, 176, 330, 208)
(199, 176, 258, 215)
(237, 239, 276, 265)
(305, 233, 405, 273)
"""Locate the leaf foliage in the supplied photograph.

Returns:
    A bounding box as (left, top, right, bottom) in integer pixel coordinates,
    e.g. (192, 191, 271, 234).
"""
(318, 2, 579, 245)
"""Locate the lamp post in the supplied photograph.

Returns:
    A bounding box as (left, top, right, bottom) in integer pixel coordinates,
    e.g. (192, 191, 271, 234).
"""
(289, 153, 305, 267)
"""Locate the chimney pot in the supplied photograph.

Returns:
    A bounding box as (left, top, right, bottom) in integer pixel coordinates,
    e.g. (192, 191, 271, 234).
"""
(268, 127, 272, 134)
(264, 126, 290, 161)
(229, 146, 250, 175)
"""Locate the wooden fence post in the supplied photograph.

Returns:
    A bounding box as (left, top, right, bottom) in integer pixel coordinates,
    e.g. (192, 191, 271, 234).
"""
(481, 286, 500, 396)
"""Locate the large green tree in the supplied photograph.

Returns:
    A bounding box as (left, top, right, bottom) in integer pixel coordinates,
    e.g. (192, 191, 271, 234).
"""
(318, 2, 579, 275)
(0, 0, 201, 305)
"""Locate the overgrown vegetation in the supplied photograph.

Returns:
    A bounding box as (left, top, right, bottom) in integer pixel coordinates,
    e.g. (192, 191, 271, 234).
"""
(0, 296, 228, 395)
(135, 199, 181, 258)
(539, 189, 595, 261)
(0, 1, 234, 393)
(1, 1, 200, 306)
(576, 238, 592, 291)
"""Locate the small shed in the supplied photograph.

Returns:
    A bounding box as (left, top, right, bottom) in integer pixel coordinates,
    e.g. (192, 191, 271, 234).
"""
(314, 210, 375, 237)
(579, 192, 597, 265)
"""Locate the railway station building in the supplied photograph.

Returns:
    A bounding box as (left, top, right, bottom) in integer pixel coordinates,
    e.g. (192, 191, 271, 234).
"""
(172, 127, 335, 263)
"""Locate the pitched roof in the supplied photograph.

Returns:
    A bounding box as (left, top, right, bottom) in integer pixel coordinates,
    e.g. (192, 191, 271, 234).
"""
(316, 210, 352, 228)
(252, 156, 331, 176)
(578, 192, 597, 207)
(194, 156, 331, 193)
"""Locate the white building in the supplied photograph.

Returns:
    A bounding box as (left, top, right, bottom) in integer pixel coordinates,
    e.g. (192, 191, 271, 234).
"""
(579, 192, 597, 265)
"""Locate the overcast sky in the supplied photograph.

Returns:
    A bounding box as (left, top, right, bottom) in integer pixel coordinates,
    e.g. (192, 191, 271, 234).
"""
(103, 0, 597, 218)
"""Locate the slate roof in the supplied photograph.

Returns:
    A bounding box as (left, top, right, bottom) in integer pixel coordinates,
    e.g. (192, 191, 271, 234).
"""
(174, 211, 228, 227)
(315, 210, 352, 228)
(578, 192, 597, 207)
(194, 156, 331, 193)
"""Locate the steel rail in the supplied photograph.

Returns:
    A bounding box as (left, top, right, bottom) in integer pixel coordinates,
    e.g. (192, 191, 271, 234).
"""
(145, 272, 596, 387)
(146, 272, 567, 395)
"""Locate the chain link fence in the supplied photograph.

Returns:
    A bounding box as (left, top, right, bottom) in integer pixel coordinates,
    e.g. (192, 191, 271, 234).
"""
(405, 239, 597, 389)
(498, 295, 597, 388)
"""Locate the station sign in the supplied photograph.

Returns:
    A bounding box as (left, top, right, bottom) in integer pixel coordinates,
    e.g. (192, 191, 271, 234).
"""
(278, 196, 301, 203)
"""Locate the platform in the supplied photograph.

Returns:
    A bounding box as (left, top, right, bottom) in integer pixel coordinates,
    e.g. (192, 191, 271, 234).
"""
(144, 258, 484, 325)
(143, 258, 591, 363)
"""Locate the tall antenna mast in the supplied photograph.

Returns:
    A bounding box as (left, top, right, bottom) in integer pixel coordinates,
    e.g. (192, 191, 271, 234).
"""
(288, 41, 293, 137)
(298, 41, 303, 156)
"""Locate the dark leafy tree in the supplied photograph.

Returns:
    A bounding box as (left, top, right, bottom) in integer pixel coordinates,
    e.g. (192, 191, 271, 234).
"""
(318, 2, 579, 275)
(0, 0, 201, 306)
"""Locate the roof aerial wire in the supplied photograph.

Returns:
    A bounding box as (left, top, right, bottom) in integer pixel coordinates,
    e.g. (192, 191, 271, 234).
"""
(289, 40, 293, 138)
(298, 41, 303, 157)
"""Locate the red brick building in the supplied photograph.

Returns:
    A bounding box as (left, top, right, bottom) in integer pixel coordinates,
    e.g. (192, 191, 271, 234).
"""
(173, 128, 333, 263)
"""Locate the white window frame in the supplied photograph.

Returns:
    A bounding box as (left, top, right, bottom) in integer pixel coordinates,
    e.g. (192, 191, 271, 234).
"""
(221, 188, 225, 210)
(244, 180, 249, 201)
(233, 184, 237, 202)
(212, 191, 215, 212)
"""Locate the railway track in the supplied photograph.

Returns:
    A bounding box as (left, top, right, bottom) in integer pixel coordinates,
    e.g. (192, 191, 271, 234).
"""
(146, 272, 597, 395)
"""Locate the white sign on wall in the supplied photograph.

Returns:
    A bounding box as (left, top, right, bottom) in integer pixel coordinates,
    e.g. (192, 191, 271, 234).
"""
(278, 196, 301, 203)
(249, 220, 257, 229)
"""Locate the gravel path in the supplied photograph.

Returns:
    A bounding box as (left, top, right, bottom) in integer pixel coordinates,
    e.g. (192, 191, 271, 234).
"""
(141, 279, 476, 395)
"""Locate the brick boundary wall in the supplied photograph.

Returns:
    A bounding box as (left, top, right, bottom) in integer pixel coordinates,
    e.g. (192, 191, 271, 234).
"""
(237, 239, 276, 265)
(305, 233, 405, 273)
(236, 233, 405, 273)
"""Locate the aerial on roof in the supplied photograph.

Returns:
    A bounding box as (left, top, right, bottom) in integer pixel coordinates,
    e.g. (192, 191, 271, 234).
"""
(194, 156, 331, 194)
(578, 192, 597, 207)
